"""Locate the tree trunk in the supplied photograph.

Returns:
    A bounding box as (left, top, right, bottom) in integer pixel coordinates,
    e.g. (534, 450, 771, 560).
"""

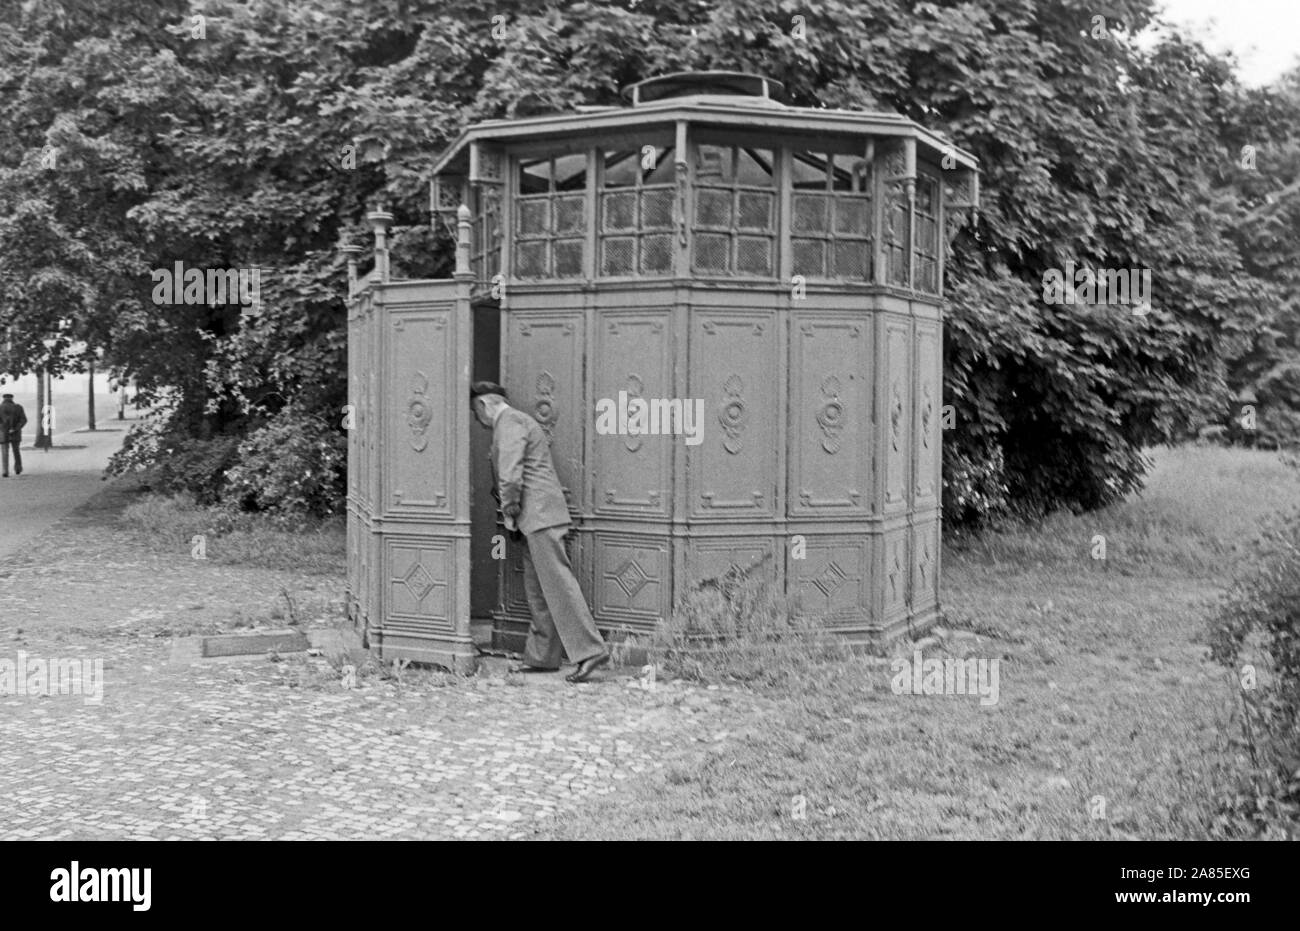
(35, 366, 48, 449)
(87, 360, 96, 431)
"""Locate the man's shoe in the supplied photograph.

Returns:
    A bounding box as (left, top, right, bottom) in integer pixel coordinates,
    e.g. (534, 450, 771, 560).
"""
(509, 662, 558, 673)
(565, 651, 609, 683)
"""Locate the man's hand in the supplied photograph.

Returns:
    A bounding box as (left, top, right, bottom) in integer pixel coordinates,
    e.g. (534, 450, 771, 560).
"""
(502, 501, 521, 534)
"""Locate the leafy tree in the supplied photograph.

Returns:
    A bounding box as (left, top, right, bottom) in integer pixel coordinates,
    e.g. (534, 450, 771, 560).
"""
(0, 0, 1292, 524)
(1221, 69, 1300, 443)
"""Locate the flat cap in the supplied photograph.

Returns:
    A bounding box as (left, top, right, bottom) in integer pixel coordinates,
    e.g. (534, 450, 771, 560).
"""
(469, 381, 508, 400)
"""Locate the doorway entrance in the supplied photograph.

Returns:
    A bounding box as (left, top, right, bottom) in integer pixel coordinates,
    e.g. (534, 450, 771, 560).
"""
(469, 298, 501, 639)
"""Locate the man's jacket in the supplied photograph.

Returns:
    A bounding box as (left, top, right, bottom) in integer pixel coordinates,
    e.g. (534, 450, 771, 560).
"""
(0, 400, 27, 443)
(490, 406, 571, 534)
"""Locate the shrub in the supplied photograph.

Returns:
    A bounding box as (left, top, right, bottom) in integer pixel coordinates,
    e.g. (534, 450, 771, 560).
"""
(106, 408, 167, 478)
(942, 442, 1011, 529)
(106, 404, 242, 506)
(221, 406, 346, 519)
(107, 399, 345, 518)
(1208, 517, 1300, 839)
(1260, 405, 1300, 449)
(155, 435, 243, 506)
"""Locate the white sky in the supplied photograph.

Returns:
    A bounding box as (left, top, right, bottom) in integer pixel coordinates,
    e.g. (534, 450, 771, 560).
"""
(1151, 0, 1300, 86)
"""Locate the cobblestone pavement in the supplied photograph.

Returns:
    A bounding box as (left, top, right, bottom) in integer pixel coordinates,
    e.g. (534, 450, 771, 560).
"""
(0, 628, 757, 840)
(0, 483, 766, 840)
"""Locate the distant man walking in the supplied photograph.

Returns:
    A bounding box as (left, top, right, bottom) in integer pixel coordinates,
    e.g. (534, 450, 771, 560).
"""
(0, 393, 26, 478)
(470, 381, 609, 683)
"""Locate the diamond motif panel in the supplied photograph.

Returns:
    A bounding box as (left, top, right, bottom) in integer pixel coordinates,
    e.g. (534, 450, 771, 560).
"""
(810, 561, 848, 599)
(612, 559, 649, 600)
(403, 561, 437, 602)
(594, 535, 667, 625)
(791, 537, 867, 623)
(386, 540, 451, 629)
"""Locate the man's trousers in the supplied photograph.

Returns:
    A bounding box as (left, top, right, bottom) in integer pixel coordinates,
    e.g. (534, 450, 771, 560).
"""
(519, 525, 606, 669)
(1, 436, 20, 476)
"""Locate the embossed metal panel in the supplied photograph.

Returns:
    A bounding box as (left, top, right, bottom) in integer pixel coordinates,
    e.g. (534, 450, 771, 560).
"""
(790, 534, 870, 623)
(385, 536, 454, 632)
(690, 309, 778, 518)
(347, 305, 360, 502)
(360, 527, 374, 634)
(882, 528, 910, 617)
(882, 317, 912, 513)
(347, 293, 377, 632)
(362, 298, 376, 515)
(383, 305, 455, 516)
(593, 532, 670, 627)
(790, 314, 873, 515)
(688, 536, 777, 589)
(359, 297, 377, 631)
(346, 303, 362, 626)
(505, 310, 585, 512)
(501, 534, 530, 621)
(913, 319, 940, 504)
(349, 277, 474, 669)
(911, 518, 940, 611)
(592, 309, 672, 516)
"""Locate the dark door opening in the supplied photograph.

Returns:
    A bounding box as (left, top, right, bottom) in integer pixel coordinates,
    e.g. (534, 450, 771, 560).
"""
(469, 299, 501, 640)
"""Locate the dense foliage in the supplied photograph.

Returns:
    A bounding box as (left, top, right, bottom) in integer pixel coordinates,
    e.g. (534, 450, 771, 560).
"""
(0, 0, 1297, 522)
(1210, 514, 1300, 839)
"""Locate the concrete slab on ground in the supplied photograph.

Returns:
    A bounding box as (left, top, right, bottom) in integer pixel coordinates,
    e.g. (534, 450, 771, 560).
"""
(168, 626, 364, 665)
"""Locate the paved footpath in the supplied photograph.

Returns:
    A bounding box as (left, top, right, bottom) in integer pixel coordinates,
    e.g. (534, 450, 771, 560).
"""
(0, 403, 134, 562)
(0, 478, 764, 840)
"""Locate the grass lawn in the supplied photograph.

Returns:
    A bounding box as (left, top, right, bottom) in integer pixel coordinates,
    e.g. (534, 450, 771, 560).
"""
(119, 490, 345, 576)
(534, 445, 1300, 839)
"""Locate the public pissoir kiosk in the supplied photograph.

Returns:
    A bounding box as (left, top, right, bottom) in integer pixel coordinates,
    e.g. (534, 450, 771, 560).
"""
(344, 71, 979, 670)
